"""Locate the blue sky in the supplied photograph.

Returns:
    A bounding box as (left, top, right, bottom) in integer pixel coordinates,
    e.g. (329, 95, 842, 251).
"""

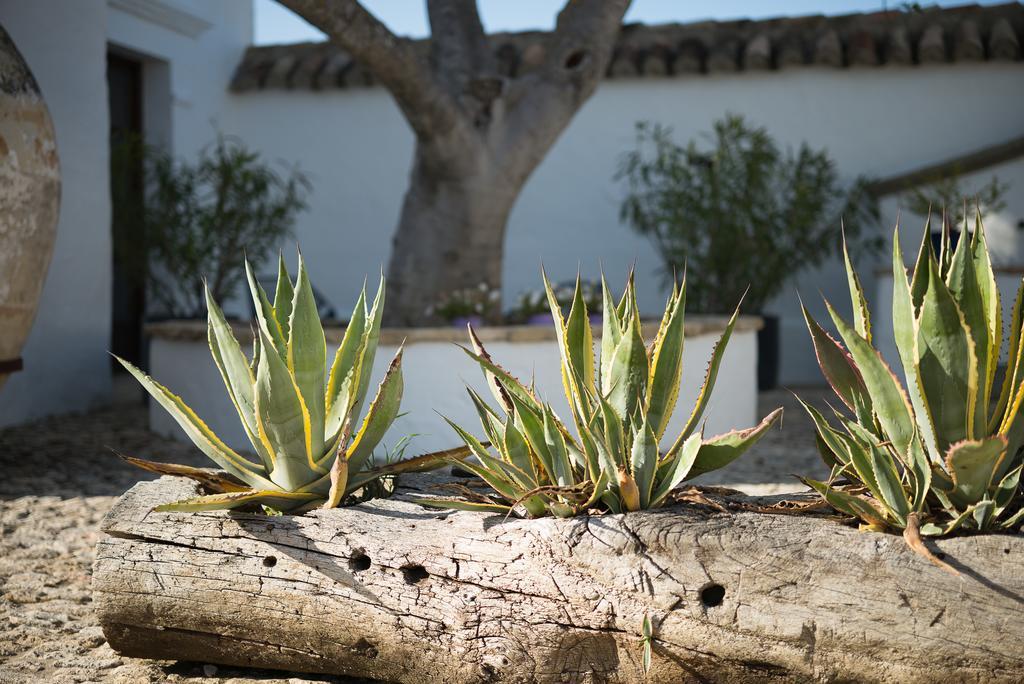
(255, 1, 1003, 44)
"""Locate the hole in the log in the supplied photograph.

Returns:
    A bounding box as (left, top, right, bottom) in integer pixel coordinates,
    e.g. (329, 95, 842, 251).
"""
(350, 637, 378, 659)
(349, 552, 371, 572)
(564, 49, 588, 69)
(700, 583, 725, 608)
(1005, 548, 1011, 554)
(452, 466, 475, 478)
(402, 564, 429, 584)
(262, 556, 277, 568)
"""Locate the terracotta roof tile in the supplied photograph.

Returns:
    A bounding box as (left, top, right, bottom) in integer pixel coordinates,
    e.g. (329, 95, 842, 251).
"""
(991, 17, 1022, 57)
(743, 34, 772, 70)
(231, 3, 1024, 92)
(954, 18, 985, 59)
(848, 29, 880, 66)
(885, 25, 914, 64)
(919, 23, 949, 62)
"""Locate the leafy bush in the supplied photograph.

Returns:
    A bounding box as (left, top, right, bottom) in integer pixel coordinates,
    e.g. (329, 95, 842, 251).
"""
(617, 114, 880, 313)
(903, 173, 1008, 228)
(124, 135, 311, 319)
(800, 214, 1023, 561)
(417, 272, 782, 517)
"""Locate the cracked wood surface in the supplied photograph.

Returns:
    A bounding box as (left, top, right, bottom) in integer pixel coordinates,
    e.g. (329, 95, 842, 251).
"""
(93, 475, 1024, 683)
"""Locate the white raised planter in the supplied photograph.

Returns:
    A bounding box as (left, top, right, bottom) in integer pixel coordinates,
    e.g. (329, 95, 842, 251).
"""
(145, 317, 761, 456)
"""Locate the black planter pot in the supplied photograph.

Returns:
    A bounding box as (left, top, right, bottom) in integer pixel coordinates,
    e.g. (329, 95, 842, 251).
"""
(757, 314, 780, 391)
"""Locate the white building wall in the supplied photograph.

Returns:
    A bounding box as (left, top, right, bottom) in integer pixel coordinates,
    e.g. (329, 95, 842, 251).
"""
(0, 0, 111, 426)
(222, 62, 1024, 386)
(106, 0, 254, 158)
(0, 0, 253, 426)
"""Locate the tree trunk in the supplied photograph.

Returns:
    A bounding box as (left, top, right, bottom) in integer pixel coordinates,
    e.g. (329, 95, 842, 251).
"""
(93, 474, 1024, 683)
(385, 142, 520, 326)
(275, 0, 633, 327)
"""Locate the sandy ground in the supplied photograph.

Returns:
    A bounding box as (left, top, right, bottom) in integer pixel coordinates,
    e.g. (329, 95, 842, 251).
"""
(0, 387, 829, 683)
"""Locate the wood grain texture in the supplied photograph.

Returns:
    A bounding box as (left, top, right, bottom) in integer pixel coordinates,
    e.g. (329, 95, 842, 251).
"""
(93, 475, 1024, 683)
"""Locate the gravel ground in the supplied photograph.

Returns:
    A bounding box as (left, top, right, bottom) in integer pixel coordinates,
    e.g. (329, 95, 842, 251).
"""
(0, 387, 830, 683)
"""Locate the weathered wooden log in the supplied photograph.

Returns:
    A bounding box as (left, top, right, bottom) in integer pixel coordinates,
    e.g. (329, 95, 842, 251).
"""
(93, 475, 1024, 683)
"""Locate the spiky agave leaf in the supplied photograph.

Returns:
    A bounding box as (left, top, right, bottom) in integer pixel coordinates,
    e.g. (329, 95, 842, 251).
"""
(645, 280, 686, 440)
(287, 253, 327, 459)
(119, 253, 451, 512)
(685, 408, 784, 480)
(155, 489, 322, 513)
(205, 286, 264, 466)
(115, 454, 250, 493)
(668, 300, 747, 454)
(115, 356, 274, 490)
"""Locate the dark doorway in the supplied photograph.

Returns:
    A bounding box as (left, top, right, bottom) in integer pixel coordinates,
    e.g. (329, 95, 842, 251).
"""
(107, 52, 146, 369)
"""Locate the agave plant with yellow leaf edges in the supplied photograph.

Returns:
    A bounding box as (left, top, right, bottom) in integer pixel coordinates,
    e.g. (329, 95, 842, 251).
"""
(117, 254, 461, 512)
(416, 272, 782, 517)
(800, 214, 1024, 545)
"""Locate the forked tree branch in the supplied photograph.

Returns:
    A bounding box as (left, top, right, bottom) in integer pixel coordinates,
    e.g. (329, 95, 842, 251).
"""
(544, 0, 631, 80)
(502, 0, 631, 175)
(426, 0, 495, 92)
(276, 0, 462, 138)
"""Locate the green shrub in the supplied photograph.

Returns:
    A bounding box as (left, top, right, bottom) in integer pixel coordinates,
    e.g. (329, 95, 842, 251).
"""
(617, 114, 879, 313)
(115, 134, 310, 319)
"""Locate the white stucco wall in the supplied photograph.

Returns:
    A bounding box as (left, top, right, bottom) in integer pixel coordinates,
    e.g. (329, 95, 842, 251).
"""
(221, 62, 1024, 386)
(106, 0, 253, 159)
(0, 0, 112, 426)
(148, 325, 758, 456)
(0, 0, 253, 426)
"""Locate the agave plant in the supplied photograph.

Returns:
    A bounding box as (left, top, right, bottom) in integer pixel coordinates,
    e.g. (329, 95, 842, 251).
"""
(800, 214, 1024, 543)
(117, 254, 458, 512)
(418, 272, 782, 517)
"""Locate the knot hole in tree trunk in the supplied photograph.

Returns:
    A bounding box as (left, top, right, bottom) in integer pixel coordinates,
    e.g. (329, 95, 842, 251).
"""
(564, 50, 589, 70)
